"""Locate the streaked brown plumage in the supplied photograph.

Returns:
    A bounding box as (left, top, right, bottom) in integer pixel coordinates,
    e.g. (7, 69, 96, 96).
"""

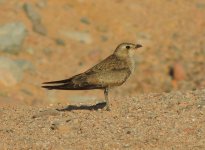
(42, 43, 142, 110)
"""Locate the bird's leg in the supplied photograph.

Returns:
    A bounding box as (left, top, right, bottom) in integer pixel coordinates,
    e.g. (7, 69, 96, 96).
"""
(104, 87, 110, 111)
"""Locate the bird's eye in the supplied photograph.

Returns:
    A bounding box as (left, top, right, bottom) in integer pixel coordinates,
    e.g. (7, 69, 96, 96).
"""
(126, 46, 130, 49)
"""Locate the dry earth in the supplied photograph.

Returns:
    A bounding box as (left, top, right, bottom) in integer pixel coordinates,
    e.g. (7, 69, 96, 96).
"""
(0, 0, 204, 105)
(1, 90, 205, 149)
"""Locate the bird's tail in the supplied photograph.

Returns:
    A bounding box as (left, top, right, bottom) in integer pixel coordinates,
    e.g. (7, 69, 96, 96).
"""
(42, 78, 75, 90)
(42, 78, 71, 85)
(42, 84, 69, 90)
(42, 77, 103, 90)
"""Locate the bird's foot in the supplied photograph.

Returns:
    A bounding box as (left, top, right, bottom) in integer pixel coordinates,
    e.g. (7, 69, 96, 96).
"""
(106, 106, 110, 111)
(102, 104, 110, 111)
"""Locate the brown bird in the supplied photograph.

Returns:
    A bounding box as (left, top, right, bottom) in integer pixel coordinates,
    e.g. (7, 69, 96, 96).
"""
(42, 43, 142, 110)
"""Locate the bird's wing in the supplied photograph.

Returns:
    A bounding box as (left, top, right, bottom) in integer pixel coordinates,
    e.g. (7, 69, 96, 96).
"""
(84, 54, 131, 86)
(86, 54, 128, 73)
(42, 72, 103, 90)
(85, 69, 131, 87)
(42, 54, 131, 90)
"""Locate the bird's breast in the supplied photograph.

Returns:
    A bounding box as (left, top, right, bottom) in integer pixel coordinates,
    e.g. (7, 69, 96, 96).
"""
(127, 55, 135, 73)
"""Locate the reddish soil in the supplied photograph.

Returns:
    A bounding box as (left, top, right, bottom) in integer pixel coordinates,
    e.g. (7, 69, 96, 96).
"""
(0, 0, 205, 149)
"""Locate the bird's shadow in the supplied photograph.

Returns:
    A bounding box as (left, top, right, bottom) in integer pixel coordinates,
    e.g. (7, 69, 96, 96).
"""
(56, 102, 106, 111)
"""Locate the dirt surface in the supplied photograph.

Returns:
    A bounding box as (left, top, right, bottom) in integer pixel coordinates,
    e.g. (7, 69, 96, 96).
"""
(0, 0, 205, 149)
(0, 0, 205, 105)
(0, 90, 205, 149)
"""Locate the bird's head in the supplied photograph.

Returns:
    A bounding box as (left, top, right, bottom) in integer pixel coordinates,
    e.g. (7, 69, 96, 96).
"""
(114, 43, 142, 58)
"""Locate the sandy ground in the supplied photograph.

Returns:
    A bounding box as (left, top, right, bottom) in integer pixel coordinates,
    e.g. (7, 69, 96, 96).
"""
(0, 89, 205, 149)
(0, 0, 205, 105)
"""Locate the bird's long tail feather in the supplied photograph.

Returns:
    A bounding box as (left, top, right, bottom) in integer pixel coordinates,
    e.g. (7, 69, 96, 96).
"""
(42, 78, 71, 84)
(42, 84, 71, 90)
(42, 79, 103, 90)
(42, 78, 75, 90)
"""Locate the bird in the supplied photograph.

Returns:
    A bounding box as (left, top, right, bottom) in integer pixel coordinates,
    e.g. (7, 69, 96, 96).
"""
(42, 43, 142, 111)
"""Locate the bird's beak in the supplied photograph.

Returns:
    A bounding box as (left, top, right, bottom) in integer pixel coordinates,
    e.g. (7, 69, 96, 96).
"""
(135, 44, 142, 48)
